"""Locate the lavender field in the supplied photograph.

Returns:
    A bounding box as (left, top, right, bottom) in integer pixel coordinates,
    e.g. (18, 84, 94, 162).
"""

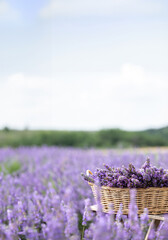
(1, 146, 168, 239)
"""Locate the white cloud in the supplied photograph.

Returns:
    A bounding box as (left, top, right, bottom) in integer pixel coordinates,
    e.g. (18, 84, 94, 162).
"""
(39, 0, 163, 18)
(0, 64, 168, 130)
(0, 0, 18, 21)
(0, 73, 54, 128)
(121, 63, 145, 83)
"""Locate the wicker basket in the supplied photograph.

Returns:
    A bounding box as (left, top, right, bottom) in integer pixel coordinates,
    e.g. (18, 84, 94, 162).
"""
(87, 170, 168, 215)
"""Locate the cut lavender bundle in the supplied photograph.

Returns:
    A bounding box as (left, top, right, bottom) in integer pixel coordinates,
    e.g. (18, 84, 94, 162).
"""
(82, 158, 168, 188)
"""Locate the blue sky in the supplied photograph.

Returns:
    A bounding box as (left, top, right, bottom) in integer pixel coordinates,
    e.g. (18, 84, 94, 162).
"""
(0, 0, 168, 130)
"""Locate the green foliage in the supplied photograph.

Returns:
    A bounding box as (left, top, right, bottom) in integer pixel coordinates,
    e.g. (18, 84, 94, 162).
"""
(2, 126, 10, 132)
(0, 126, 168, 148)
(0, 160, 22, 175)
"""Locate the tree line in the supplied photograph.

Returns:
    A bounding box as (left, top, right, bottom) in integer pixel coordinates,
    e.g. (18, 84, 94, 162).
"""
(0, 126, 168, 147)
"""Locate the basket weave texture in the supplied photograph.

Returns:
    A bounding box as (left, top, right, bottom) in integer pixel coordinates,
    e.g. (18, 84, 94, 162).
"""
(89, 182, 168, 215)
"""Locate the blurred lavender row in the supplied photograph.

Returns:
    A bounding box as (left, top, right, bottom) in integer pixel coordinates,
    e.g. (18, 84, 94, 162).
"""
(0, 146, 168, 239)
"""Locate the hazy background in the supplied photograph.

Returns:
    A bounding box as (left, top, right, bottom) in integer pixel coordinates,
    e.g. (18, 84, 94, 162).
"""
(0, 0, 168, 131)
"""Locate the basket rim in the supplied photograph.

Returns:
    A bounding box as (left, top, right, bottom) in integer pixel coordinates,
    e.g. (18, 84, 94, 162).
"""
(88, 182, 168, 191)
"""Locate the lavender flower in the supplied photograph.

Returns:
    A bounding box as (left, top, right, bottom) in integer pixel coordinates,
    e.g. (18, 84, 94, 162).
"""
(82, 158, 168, 188)
(0, 147, 168, 239)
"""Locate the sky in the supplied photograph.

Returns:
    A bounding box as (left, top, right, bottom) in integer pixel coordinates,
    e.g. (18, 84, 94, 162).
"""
(0, 0, 168, 131)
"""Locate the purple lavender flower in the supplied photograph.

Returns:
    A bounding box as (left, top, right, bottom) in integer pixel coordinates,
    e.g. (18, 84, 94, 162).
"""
(1, 147, 168, 239)
(65, 204, 80, 239)
(82, 198, 94, 226)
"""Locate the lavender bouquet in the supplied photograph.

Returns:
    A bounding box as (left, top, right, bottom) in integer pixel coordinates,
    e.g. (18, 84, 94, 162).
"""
(82, 158, 168, 188)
